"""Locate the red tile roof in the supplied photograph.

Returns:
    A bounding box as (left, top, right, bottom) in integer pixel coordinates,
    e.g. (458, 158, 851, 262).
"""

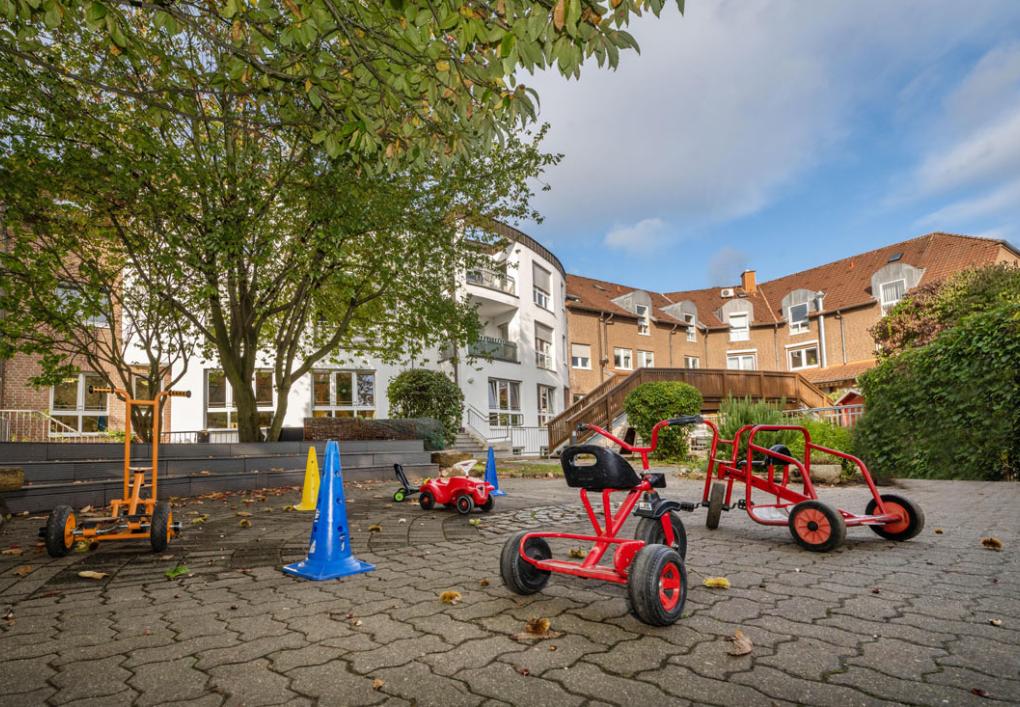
(802, 359, 878, 385)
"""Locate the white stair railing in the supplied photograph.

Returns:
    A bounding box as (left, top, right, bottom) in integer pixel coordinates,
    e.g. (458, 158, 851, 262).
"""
(0, 409, 82, 442)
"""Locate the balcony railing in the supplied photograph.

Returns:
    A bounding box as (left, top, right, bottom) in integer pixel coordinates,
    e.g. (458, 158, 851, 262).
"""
(469, 336, 518, 363)
(466, 268, 516, 295)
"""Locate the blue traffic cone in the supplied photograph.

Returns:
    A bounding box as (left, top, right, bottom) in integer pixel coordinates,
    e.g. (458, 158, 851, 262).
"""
(484, 447, 505, 496)
(283, 440, 374, 581)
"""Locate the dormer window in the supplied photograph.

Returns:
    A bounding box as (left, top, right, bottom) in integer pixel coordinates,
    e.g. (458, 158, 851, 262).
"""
(684, 313, 696, 342)
(636, 304, 650, 335)
(728, 312, 749, 342)
(789, 302, 809, 334)
(880, 279, 906, 314)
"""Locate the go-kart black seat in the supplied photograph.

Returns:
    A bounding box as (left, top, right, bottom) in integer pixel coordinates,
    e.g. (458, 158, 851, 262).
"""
(561, 445, 664, 491)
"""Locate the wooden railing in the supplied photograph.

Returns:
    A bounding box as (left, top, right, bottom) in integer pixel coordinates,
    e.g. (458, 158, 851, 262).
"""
(548, 367, 830, 451)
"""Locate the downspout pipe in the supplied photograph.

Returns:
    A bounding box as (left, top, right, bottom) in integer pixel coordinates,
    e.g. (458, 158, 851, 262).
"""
(668, 323, 679, 366)
(816, 292, 828, 369)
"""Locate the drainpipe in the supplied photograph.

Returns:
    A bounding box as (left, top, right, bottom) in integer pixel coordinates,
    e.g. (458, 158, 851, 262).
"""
(773, 323, 781, 369)
(837, 310, 847, 365)
(668, 323, 679, 366)
(816, 292, 828, 369)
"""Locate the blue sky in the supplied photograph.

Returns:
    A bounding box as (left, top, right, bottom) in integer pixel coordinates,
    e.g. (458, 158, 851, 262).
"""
(518, 1, 1020, 291)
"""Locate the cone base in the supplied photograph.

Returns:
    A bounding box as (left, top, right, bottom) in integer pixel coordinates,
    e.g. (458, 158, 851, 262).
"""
(282, 556, 375, 581)
(489, 489, 506, 496)
(293, 502, 317, 511)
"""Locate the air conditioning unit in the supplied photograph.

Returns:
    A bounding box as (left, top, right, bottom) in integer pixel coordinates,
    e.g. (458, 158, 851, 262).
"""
(720, 288, 735, 298)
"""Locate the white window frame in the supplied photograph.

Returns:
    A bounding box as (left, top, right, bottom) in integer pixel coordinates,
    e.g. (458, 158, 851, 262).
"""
(532, 264, 553, 311)
(535, 324, 554, 371)
(570, 343, 592, 370)
(684, 356, 700, 369)
(789, 302, 810, 334)
(726, 350, 757, 371)
(880, 279, 906, 314)
(56, 282, 111, 328)
(537, 384, 556, 426)
(311, 370, 376, 419)
(637, 350, 655, 368)
(206, 369, 278, 429)
(786, 341, 820, 371)
(636, 304, 650, 336)
(613, 347, 633, 370)
(49, 372, 109, 436)
(728, 312, 750, 342)
(488, 378, 523, 427)
(684, 314, 697, 343)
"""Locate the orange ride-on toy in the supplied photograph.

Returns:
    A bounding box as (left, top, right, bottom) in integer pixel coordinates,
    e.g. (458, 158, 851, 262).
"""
(700, 418, 924, 552)
(501, 417, 700, 626)
(42, 385, 191, 557)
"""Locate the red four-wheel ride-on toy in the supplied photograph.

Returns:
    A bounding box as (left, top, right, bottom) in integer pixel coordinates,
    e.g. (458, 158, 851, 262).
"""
(700, 418, 925, 551)
(392, 462, 495, 514)
(501, 417, 700, 626)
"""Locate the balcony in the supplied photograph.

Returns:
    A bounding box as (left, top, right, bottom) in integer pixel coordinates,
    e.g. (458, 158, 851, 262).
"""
(470, 336, 518, 363)
(467, 268, 516, 296)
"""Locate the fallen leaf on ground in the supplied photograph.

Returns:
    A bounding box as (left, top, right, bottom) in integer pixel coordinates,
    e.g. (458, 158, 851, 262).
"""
(191, 514, 209, 525)
(239, 519, 252, 528)
(549, 645, 558, 652)
(398, 518, 407, 523)
(371, 678, 384, 690)
(74, 541, 90, 553)
(79, 505, 94, 513)
(2, 547, 23, 556)
(526, 617, 551, 634)
(568, 547, 586, 559)
(934, 528, 944, 535)
(510, 616, 564, 642)
(13, 565, 33, 577)
(78, 570, 108, 580)
(235, 511, 253, 517)
(728, 629, 753, 656)
(990, 619, 1003, 627)
(2, 607, 13, 622)
(871, 588, 881, 594)
(160, 554, 174, 561)
(981, 537, 1003, 551)
(469, 519, 481, 527)
(479, 578, 490, 587)
(513, 665, 530, 676)
(165, 564, 189, 580)
(368, 524, 382, 533)
(439, 590, 461, 605)
(971, 688, 990, 698)
(703, 577, 731, 589)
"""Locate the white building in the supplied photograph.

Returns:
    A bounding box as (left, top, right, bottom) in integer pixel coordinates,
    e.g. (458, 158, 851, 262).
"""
(165, 221, 569, 455)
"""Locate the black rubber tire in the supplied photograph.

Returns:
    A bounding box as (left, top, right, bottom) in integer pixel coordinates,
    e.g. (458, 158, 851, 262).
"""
(635, 511, 688, 561)
(788, 500, 846, 552)
(480, 495, 495, 513)
(419, 491, 435, 510)
(626, 544, 687, 626)
(500, 530, 552, 595)
(706, 482, 725, 530)
(393, 489, 406, 503)
(455, 494, 474, 515)
(865, 494, 925, 541)
(45, 505, 76, 558)
(150, 501, 172, 553)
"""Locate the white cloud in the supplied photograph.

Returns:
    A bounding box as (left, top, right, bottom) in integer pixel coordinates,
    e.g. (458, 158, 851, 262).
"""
(915, 110, 1020, 196)
(708, 247, 750, 287)
(603, 217, 668, 253)
(919, 178, 1020, 227)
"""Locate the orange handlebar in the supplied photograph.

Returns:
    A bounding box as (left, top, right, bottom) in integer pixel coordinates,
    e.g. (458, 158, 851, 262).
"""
(164, 390, 191, 398)
(88, 386, 114, 394)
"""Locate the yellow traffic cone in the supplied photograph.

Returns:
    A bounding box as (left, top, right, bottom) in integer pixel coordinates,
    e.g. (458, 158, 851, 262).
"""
(295, 446, 320, 511)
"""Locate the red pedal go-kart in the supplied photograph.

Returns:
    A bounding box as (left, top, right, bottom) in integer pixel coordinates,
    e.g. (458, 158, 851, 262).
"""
(392, 462, 495, 514)
(501, 417, 699, 626)
(700, 418, 924, 551)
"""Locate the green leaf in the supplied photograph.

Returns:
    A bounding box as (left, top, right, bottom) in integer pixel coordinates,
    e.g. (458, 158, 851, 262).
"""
(165, 564, 189, 580)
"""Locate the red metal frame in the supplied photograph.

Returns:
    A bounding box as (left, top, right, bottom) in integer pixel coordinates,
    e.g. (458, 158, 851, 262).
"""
(699, 419, 901, 528)
(517, 420, 678, 584)
(421, 475, 493, 507)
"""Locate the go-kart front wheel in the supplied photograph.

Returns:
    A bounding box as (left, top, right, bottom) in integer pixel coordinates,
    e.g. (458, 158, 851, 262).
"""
(500, 530, 551, 595)
(626, 544, 687, 626)
(45, 505, 77, 558)
(455, 494, 474, 515)
(789, 500, 846, 552)
(706, 482, 725, 530)
(150, 501, 173, 553)
(635, 511, 687, 561)
(419, 491, 435, 510)
(393, 489, 407, 503)
(865, 494, 925, 541)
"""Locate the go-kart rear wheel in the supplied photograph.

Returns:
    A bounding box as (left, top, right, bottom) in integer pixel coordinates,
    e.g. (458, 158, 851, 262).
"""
(626, 544, 687, 626)
(865, 494, 925, 541)
(500, 530, 551, 595)
(480, 495, 494, 513)
(635, 511, 688, 561)
(706, 482, 725, 530)
(45, 505, 76, 558)
(789, 500, 846, 552)
(419, 491, 435, 510)
(393, 489, 407, 503)
(455, 494, 474, 515)
(150, 501, 172, 553)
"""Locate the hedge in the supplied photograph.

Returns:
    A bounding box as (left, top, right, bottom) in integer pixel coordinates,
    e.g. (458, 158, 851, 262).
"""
(623, 381, 702, 461)
(854, 304, 1020, 480)
(387, 369, 464, 446)
(304, 417, 447, 451)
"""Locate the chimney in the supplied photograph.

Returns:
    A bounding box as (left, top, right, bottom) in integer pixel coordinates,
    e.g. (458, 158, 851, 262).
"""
(741, 269, 757, 294)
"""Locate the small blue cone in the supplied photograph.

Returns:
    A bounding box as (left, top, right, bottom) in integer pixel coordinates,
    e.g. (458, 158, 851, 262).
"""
(283, 440, 374, 580)
(484, 447, 505, 496)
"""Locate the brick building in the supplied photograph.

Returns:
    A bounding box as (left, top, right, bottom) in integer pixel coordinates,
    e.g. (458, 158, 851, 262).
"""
(566, 233, 1020, 401)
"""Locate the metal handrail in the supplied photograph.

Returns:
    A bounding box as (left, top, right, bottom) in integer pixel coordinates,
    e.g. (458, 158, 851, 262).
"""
(0, 409, 88, 442)
(466, 267, 516, 295)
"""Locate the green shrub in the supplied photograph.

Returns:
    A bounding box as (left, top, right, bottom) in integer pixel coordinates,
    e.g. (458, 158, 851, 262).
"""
(717, 396, 800, 461)
(855, 304, 1020, 480)
(305, 416, 447, 451)
(387, 369, 463, 447)
(789, 417, 854, 472)
(623, 382, 702, 461)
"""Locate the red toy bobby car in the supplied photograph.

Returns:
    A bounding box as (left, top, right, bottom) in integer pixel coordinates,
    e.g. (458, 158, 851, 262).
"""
(392, 462, 495, 514)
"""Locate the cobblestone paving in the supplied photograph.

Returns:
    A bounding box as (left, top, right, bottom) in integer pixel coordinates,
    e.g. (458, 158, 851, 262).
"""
(1, 476, 1018, 706)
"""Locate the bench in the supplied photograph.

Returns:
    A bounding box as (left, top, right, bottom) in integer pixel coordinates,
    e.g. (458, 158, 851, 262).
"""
(0, 467, 25, 530)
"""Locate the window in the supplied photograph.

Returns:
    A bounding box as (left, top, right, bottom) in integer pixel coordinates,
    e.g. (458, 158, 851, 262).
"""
(788, 344, 820, 371)
(789, 302, 809, 334)
(726, 352, 757, 370)
(684, 356, 700, 369)
(880, 279, 906, 314)
(532, 263, 552, 311)
(50, 372, 109, 435)
(637, 350, 654, 368)
(311, 370, 375, 418)
(571, 343, 592, 369)
(636, 304, 650, 335)
(613, 347, 633, 370)
(206, 369, 278, 429)
(537, 385, 556, 425)
(535, 323, 554, 370)
(56, 283, 110, 328)
(488, 378, 522, 426)
(728, 312, 749, 342)
(684, 314, 697, 343)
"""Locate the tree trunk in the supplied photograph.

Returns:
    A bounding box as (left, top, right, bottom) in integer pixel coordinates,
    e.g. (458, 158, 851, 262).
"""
(266, 380, 292, 442)
(232, 383, 263, 442)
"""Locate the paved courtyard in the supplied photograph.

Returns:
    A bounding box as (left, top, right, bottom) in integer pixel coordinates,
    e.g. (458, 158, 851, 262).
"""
(1, 475, 1018, 706)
